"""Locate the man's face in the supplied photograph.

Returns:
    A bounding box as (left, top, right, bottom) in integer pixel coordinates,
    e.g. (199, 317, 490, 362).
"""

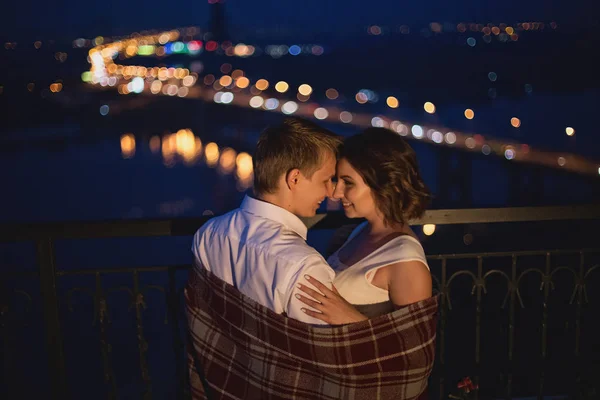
(292, 152, 336, 217)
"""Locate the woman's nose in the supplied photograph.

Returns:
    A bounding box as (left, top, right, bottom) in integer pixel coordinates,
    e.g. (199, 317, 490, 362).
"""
(331, 183, 343, 200)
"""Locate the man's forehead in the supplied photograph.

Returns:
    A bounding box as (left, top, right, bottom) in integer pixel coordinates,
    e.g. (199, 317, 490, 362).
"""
(315, 157, 336, 177)
(325, 155, 337, 172)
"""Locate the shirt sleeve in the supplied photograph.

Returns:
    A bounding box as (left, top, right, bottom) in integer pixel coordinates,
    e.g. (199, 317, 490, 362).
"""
(283, 255, 336, 325)
(191, 225, 211, 272)
(191, 229, 201, 264)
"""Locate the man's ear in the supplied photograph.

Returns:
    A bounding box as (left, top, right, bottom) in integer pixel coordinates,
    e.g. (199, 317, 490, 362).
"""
(285, 168, 301, 190)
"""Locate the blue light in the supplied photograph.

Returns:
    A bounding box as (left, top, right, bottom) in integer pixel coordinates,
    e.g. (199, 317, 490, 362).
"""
(359, 89, 379, 103)
(371, 117, 384, 127)
(265, 98, 279, 110)
(467, 37, 476, 47)
(99, 105, 109, 116)
(288, 45, 301, 56)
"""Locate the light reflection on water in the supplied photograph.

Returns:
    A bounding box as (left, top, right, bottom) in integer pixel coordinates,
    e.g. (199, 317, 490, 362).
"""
(120, 128, 254, 191)
(1, 124, 262, 222)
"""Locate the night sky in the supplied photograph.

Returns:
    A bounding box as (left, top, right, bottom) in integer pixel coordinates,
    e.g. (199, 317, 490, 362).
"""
(1, 0, 595, 40)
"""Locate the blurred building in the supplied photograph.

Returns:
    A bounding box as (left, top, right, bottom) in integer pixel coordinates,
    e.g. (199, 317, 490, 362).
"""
(209, 0, 229, 41)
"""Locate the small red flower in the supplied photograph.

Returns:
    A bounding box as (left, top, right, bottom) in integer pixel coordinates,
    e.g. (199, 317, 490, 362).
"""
(457, 377, 477, 392)
(457, 377, 472, 388)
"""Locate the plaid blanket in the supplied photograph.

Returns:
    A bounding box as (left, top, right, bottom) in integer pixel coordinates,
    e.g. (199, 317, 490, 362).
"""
(185, 266, 439, 400)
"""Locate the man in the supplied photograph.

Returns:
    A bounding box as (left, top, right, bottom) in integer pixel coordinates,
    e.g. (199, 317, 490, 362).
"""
(190, 117, 341, 323)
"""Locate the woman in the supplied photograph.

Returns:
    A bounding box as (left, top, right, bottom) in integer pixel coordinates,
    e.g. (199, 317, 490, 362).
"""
(297, 127, 433, 324)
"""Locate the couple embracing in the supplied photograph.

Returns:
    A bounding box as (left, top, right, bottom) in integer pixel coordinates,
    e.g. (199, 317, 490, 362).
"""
(186, 118, 439, 400)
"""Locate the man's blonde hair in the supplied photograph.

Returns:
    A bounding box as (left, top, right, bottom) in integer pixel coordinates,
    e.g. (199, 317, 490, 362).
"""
(253, 118, 342, 195)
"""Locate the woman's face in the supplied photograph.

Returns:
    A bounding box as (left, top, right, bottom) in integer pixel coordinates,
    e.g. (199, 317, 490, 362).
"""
(332, 158, 378, 219)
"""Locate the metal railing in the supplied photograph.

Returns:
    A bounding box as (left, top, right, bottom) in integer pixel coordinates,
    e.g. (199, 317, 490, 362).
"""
(1, 205, 600, 400)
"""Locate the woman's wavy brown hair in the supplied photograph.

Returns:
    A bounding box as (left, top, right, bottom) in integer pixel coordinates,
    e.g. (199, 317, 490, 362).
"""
(341, 128, 431, 226)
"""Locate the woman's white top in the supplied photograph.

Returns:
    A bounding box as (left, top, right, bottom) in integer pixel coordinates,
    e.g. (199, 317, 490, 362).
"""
(328, 221, 429, 305)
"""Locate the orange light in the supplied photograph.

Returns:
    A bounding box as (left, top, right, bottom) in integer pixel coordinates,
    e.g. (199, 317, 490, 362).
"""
(355, 92, 368, 104)
(205, 142, 219, 167)
(120, 133, 136, 158)
(49, 83, 63, 93)
(125, 45, 137, 57)
(275, 81, 289, 93)
(255, 79, 269, 90)
(298, 84, 312, 96)
(464, 109, 474, 120)
(236, 152, 253, 179)
(219, 75, 233, 87)
(219, 148, 237, 173)
(149, 136, 161, 153)
(424, 102, 435, 114)
(510, 117, 521, 128)
(236, 77, 250, 89)
(386, 96, 399, 108)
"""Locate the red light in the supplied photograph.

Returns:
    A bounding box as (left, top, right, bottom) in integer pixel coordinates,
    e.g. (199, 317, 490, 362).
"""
(205, 41, 218, 51)
(188, 40, 203, 51)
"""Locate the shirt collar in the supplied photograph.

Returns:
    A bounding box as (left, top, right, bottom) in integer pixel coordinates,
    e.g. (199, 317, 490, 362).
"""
(240, 195, 308, 240)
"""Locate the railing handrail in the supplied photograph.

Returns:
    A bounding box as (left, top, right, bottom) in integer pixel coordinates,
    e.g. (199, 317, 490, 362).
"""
(1, 204, 599, 241)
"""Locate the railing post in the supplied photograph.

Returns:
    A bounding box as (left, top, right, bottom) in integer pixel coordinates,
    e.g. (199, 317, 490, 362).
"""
(473, 257, 483, 400)
(538, 253, 552, 399)
(168, 267, 186, 400)
(438, 258, 447, 400)
(506, 255, 518, 399)
(1, 279, 12, 400)
(132, 270, 152, 399)
(37, 237, 69, 399)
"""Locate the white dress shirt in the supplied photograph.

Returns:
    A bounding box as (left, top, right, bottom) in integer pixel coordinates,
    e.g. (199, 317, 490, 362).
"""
(192, 195, 335, 324)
